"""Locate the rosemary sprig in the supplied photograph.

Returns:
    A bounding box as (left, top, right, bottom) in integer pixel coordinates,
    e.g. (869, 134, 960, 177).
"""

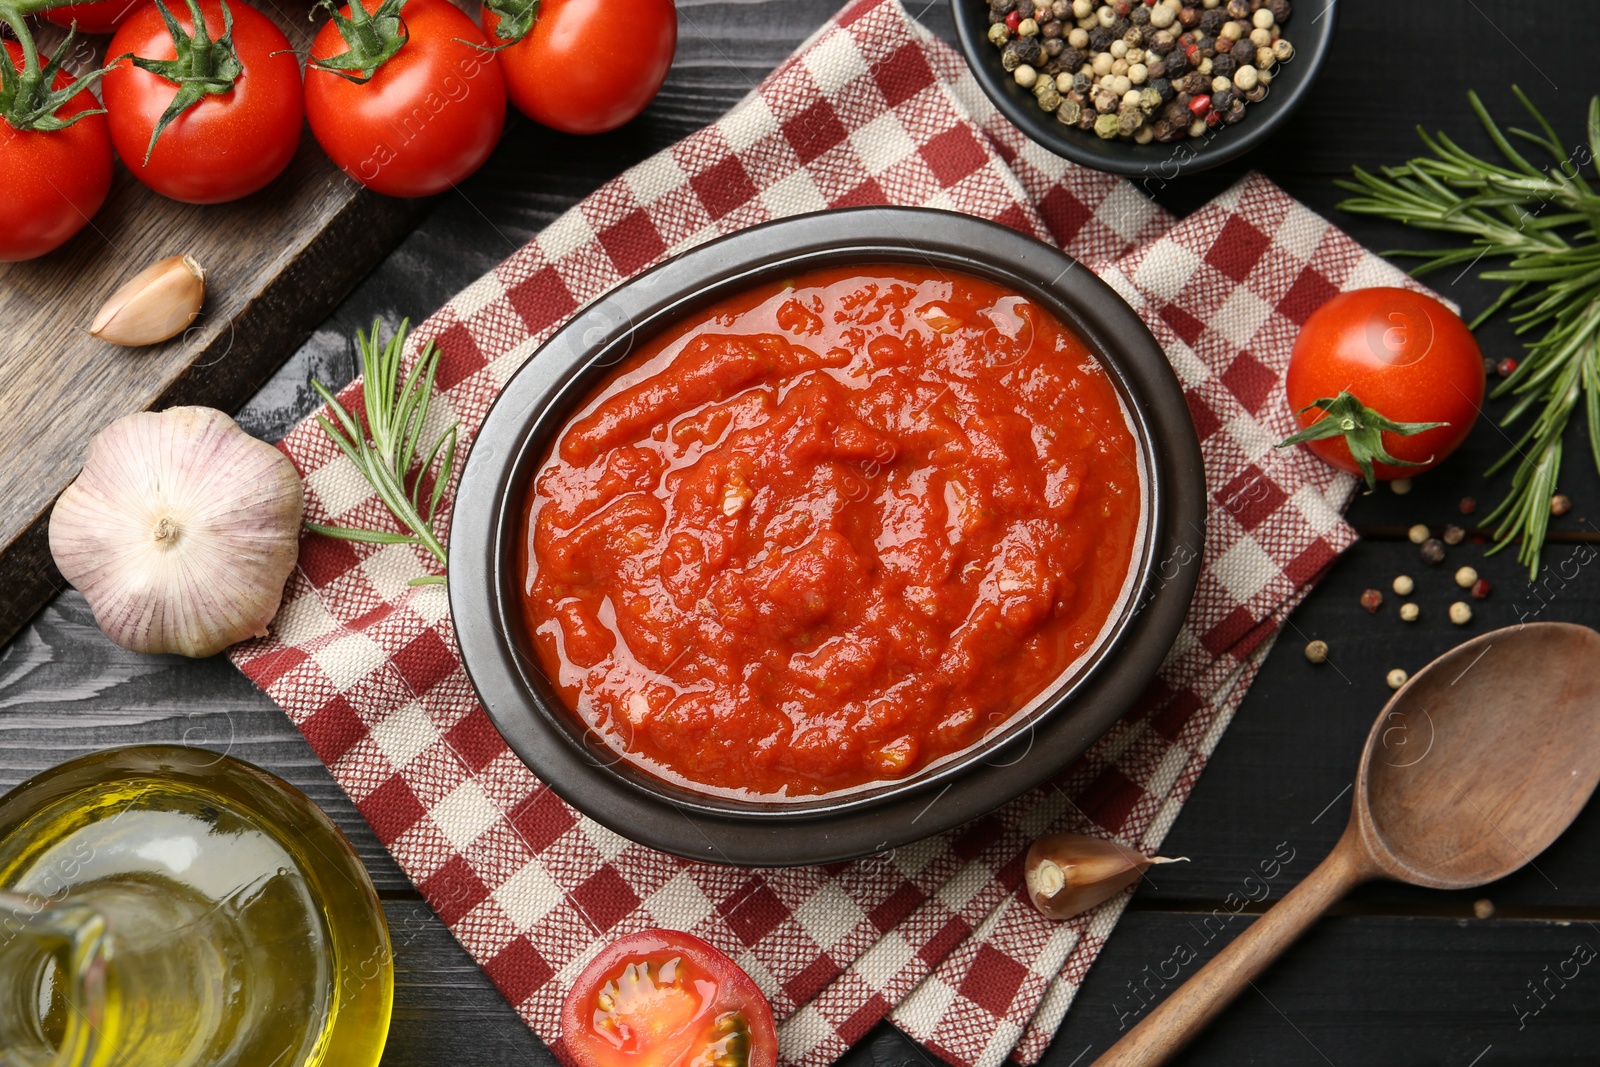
(1336, 86, 1600, 577)
(306, 318, 459, 586)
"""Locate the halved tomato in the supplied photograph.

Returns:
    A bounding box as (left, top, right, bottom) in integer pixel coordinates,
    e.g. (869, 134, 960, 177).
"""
(561, 929, 778, 1067)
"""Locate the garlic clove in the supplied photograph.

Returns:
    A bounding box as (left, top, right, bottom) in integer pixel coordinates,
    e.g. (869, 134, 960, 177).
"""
(1024, 832, 1187, 920)
(49, 407, 304, 658)
(90, 254, 206, 347)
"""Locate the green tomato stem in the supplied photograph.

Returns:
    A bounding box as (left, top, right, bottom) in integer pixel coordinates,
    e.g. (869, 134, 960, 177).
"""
(0, 7, 41, 73)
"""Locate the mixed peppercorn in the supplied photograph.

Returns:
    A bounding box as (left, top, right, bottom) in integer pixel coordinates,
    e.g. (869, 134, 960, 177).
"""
(983, 0, 1295, 142)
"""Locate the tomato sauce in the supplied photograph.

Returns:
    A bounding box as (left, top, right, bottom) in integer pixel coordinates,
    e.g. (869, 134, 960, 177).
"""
(521, 266, 1143, 799)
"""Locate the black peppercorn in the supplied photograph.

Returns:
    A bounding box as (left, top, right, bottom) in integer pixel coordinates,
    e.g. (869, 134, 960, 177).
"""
(1211, 86, 1234, 109)
(1268, 0, 1290, 22)
(1223, 98, 1247, 123)
(1181, 71, 1209, 94)
(1226, 0, 1250, 17)
(1130, 4, 1150, 25)
(1162, 98, 1190, 123)
(1089, 25, 1114, 50)
(1072, 70, 1091, 92)
(1043, 56, 1063, 73)
(1420, 538, 1447, 565)
(1192, 34, 1215, 58)
(1164, 45, 1188, 71)
(1199, 8, 1225, 34)
(1146, 58, 1167, 78)
(1002, 35, 1042, 69)
(1056, 41, 1080, 64)
(1111, 15, 1131, 35)
(1123, 26, 1144, 46)
(1051, 0, 1071, 17)
(1042, 19, 1062, 38)
(1177, 6, 1199, 28)
(1180, 0, 1200, 7)
(1043, 37, 1066, 56)
(1211, 53, 1236, 77)
(1231, 38, 1254, 64)
(991, 0, 1016, 13)
(1148, 29, 1175, 54)
(1150, 76, 1173, 101)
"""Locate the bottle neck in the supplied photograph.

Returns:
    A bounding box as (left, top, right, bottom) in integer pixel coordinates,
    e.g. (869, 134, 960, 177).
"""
(0, 891, 111, 1067)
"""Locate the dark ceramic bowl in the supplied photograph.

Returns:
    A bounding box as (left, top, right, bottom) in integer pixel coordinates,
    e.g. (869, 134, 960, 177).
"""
(948, 0, 1337, 177)
(450, 208, 1204, 866)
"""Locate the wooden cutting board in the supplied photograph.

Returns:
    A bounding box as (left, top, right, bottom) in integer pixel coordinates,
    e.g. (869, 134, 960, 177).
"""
(0, 12, 424, 646)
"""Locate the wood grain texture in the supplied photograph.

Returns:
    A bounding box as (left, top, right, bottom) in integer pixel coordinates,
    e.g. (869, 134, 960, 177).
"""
(0, 8, 423, 647)
(4, 0, 1600, 1065)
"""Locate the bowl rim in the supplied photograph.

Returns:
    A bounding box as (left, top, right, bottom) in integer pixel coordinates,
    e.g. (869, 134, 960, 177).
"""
(449, 207, 1205, 866)
(946, 0, 1339, 177)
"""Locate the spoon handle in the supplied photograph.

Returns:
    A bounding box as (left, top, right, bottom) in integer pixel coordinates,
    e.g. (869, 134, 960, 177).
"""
(1090, 832, 1371, 1067)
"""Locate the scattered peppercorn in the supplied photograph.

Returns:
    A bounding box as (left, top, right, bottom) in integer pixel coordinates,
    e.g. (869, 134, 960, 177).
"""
(1359, 588, 1383, 613)
(980, 0, 1294, 141)
(1389, 477, 1412, 496)
(1407, 523, 1429, 544)
(1399, 602, 1419, 623)
(1471, 577, 1491, 600)
(1551, 493, 1572, 516)
(1304, 639, 1328, 664)
(1386, 668, 1408, 690)
(1454, 565, 1478, 588)
(1449, 600, 1473, 625)
(1442, 524, 1465, 546)
(1392, 574, 1414, 596)
(1459, 496, 1477, 515)
(1473, 898, 1495, 919)
(1420, 538, 1446, 565)
(1496, 357, 1518, 378)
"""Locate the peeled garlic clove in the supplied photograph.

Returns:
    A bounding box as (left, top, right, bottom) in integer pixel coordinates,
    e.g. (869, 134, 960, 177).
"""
(90, 254, 206, 346)
(1024, 832, 1187, 920)
(49, 407, 304, 658)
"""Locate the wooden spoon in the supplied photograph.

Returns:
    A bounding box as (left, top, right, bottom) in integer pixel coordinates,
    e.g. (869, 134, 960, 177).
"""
(1093, 622, 1600, 1067)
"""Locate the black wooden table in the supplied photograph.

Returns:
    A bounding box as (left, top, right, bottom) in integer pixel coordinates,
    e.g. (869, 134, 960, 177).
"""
(6, 2, 1600, 1064)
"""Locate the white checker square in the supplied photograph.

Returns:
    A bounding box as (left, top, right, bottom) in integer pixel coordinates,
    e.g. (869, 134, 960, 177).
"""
(370, 699, 439, 770)
(624, 153, 688, 206)
(447, 269, 507, 321)
(1223, 410, 1276, 458)
(409, 584, 450, 624)
(644, 871, 715, 929)
(1212, 286, 1274, 351)
(791, 889, 865, 952)
(760, 169, 829, 217)
(494, 860, 563, 931)
(579, 817, 632, 861)
(721, 95, 780, 154)
(1272, 201, 1330, 263)
(431, 780, 500, 853)
(1100, 181, 1159, 242)
(1341, 253, 1412, 295)
(776, 1004, 833, 1062)
(1131, 239, 1201, 302)
(1293, 483, 1345, 537)
(891, 975, 957, 1040)
(272, 589, 337, 645)
(1214, 535, 1276, 604)
(935, 864, 989, 912)
(305, 458, 376, 522)
(536, 208, 598, 263)
(311, 631, 387, 689)
(854, 930, 914, 990)
(848, 112, 916, 178)
(1164, 337, 1211, 390)
(360, 542, 430, 601)
(801, 30, 869, 96)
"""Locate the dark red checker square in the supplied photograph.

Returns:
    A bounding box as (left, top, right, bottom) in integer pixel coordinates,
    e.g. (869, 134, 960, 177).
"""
(484, 936, 555, 1007)
(445, 710, 508, 772)
(1283, 538, 1336, 588)
(391, 628, 456, 696)
(572, 867, 641, 933)
(598, 209, 668, 277)
(872, 43, 932, 109)
(1206, 215, 1270, 283)
(1220, 350, 1277, 414)
(783, 100, 848, 165)
(721, 879, 790, 944)
(783, 955, 840, 1006)
(958, 944, 1030, 1015)
(298, 535, 361, 588)
(919, 914, 972, 964)
(868, 883, 925, 933)
(431, 319, 487, 391)
(1152, 686, 1205, 742)
(246, 645, 308, 690)
(1160, 302, 1205, 347)
(1200, 603, 1257, 656)
(1077, 766, 1144, 833)
(358, 774, 428, 843)
(1185, 388, 1222, 440)
(994, 202, 1033, 237)
(1278, 266, 1339, 326)
(506, 266, 578, 335)
(422, 853, 491, 925)
(691, 155, 759, 221)
(952, 815, 1003, 862)
(919, 125, 987, 188)
(303, 694, 368, 765)
(833, 177, 887, 209)
(841, 994, 892, 1046)
(508, 787, 579, 854)
(1216, 464, 1288, 531)
(1039, 186, 1092, 247)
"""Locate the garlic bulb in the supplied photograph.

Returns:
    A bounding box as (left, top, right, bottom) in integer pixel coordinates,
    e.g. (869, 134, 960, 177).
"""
(49, 407, 304, 657)
(90, 254, 206, 347)
(1024, 833, 1187, 920)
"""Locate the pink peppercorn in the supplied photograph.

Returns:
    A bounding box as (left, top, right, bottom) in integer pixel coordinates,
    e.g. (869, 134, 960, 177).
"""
(1189, 94, 1211, 116)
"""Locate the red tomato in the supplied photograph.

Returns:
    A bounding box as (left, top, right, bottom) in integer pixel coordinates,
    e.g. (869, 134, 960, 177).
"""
(304, 0, 506, 198)
(1285, 287, 1484, 481)
(561, 929, 777, 1067)
(484, 0, 675, 135)
(43, 0, 145, 34)
(0, 41, 113, 262)
(103, 0, 303, 204)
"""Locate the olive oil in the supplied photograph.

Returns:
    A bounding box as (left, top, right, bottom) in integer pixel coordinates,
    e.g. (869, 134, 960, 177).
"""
(0, 747, 392, 1067)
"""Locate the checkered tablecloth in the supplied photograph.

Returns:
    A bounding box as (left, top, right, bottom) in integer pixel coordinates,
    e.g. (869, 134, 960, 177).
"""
(231, 2, 1428, 1064)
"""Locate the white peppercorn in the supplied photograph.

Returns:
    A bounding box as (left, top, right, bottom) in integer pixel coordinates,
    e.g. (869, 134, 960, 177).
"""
(1249, 26, 1271, 46)
(1096, 5, 1116, 27)
(1110, 38, 1128, 57)
(1111, 57, 1129, 75)
(1399, 602, 1419, 623)
(1455, 566, 1478, 588)
(1271, 37, 1293, 61)
(1127, 47, 1143, 62)
(1252, 7, 1274, 28)
(1129, 62, 1148, 83)
(1019, 16, 1039, 35)
(1232, 64, 1258, 91)
(1449, 601, 1473, 625)
(1068, 26, 1090, 47)
(1015, 64, 1039, 88)
(1389, 477, 1412, 495)
(1134, 123, 1155, 143)
(1387, 668, 1408, 690)
(1256, 65, 1272, 84)
(1188, 116, 1206, 137)
(1056, 71, 1074, 90)
(1392, 574, 1415, 596)
(1407, 523, 1429, 544)
(1219, 20, 1242, 40)
(1212, 75, 1231, 92)
(1304, 639, 1328, 664)
(1255, 46, 1275, 69)
(1092, 51, 1114, 74)
(1110, 73, 1132, 95)
(1148, 3, 1174, 27)
(1197, 57, 1213, 75)
(1072, 0, 1092, 17)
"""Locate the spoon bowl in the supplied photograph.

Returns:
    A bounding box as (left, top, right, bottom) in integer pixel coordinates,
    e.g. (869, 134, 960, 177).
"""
(1095, 622, 1600, 1066)
(1358, 623, 1600, 889)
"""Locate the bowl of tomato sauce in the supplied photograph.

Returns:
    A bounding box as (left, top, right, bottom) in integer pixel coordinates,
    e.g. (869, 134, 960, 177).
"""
(450, 208, 1204, 866)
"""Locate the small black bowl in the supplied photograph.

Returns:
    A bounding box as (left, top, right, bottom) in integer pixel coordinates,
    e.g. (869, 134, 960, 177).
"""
(948, 0, 1337, 177)
(450, 208, 1204, 866)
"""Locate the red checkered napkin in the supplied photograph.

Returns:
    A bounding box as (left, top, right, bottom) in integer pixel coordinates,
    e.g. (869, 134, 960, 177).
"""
(231, 3, 1433, 1065)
